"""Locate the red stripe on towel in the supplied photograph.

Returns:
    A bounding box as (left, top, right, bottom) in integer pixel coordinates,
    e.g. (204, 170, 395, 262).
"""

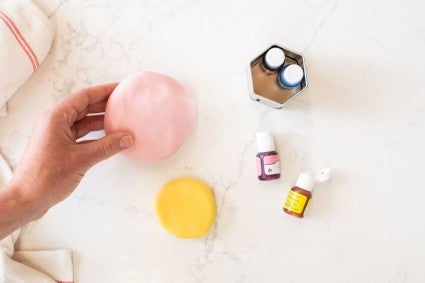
(0, 11, 39, 70)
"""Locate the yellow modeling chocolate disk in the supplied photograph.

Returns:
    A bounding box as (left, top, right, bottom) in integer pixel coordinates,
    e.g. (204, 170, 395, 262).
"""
(155, 178, 216, 239)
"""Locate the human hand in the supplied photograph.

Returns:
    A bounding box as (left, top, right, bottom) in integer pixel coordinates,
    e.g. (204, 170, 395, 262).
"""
(7, 83, 133, 219)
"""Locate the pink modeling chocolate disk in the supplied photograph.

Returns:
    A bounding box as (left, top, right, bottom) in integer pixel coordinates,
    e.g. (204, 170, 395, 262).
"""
(104, 72, 196, 162)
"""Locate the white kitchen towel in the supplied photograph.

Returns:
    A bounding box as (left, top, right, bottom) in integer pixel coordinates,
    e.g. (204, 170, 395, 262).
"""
(0, 105, 7, 116)
(0, 0, 54, 115)
(0, 153, 74, 283)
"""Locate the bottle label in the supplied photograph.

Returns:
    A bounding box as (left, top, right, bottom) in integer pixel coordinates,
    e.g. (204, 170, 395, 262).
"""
(283, 190, 307, 214)
(263, 155, 280, 175)
(256, 157, 262, 176)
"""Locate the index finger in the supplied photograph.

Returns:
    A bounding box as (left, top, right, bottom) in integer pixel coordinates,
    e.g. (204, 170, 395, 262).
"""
(56, 82, 119, 126)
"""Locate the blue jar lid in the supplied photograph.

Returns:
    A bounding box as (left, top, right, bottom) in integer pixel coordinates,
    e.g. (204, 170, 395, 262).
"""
(279, 64, 304, 87)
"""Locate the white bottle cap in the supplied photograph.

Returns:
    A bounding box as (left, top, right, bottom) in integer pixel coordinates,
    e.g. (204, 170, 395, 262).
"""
(264, 47, 285, 70)
(256, 132, 276, 153)
(279, 64, 304, 87)
(295, 172, 316, 192)
(316, 168, 331, 183)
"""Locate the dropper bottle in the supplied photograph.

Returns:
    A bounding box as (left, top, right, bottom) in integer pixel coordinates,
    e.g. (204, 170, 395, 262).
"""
(256, 132, 281, 181)
(283, 168, 331, 218)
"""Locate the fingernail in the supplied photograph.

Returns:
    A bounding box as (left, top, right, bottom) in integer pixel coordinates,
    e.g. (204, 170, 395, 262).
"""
(120, 135, 133, 148)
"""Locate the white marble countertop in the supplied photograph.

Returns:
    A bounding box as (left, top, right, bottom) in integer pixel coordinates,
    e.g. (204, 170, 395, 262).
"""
(1, 0, 425, 282)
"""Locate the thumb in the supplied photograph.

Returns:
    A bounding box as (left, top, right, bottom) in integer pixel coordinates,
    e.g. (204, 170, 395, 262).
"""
(83, 132, 133, 165)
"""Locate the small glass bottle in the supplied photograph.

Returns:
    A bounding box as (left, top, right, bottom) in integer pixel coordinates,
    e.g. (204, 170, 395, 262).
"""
(256, 132, 280, 181)
(283, 172, 314, 218)
(277, 64, 304, 89)
(260, 47, 285, 74)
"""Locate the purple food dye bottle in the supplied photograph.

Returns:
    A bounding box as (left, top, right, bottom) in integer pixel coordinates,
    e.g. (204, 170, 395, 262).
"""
(256, 132, 281, 181)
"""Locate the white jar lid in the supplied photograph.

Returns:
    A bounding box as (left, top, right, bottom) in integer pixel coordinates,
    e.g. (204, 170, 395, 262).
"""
(280, 64, 304, 87)
(264, 47, 285, 70)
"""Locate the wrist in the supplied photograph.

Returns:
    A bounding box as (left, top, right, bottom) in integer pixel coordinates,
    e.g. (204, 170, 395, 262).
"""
(0, 182, 43, 235)
(9, 168, 51, 214)
(0, 185, 25, 239)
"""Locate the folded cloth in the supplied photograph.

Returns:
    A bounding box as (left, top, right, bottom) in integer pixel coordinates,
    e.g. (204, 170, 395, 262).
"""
(0, 153, 73, 283)
(0, 105, 6, 116)
(0, 0, 54, 115)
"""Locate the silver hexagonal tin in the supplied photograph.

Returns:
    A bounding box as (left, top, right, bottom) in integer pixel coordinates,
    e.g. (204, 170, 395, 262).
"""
(247, 44, 308, 109)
